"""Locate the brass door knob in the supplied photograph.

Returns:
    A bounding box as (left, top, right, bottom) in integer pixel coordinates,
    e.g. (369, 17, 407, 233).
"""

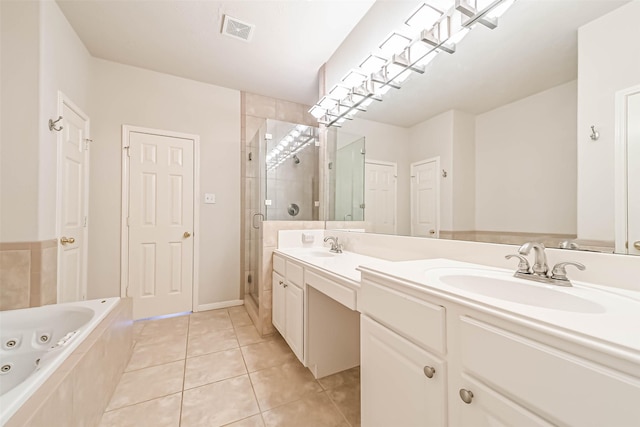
(183, 232, 192, 238)
(60, 236, 75, 245)
(634, 241, 640, 250)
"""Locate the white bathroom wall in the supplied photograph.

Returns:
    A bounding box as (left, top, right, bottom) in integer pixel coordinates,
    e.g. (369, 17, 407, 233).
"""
(1, 1, 42, 242)
(88, 59, 241, 305)
(38, 0, 92, 240)
(451, 110, 476, 232)
(0, 0, 91, 242)
(409, 110, 455, 232)
(475, 80, 577, 234)
(577, 1, 640, 242)
(340, 118, 411, 234)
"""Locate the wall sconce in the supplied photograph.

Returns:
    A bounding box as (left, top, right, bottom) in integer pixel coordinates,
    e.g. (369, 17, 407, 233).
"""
(590, 125, 600, 141)
(309, 0, 517, 127)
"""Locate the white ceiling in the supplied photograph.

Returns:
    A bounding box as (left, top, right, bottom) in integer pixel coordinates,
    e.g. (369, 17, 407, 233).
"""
(57, 0, 628, 126)
(56, 0, 375, 106)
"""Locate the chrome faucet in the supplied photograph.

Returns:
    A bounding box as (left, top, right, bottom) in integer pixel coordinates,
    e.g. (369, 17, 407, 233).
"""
(506, 242, 585, 287)
(518, 242, 549, 277)
(323, 236, 343, 253)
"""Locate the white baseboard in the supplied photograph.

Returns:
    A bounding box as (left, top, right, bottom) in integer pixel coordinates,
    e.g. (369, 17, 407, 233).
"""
(197, 299, 244, 312)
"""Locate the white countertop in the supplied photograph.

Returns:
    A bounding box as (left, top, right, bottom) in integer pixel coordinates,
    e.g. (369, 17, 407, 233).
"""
(275, 247, 391, 283)
(357, 258, 640, 360)
(272, 247, 640, 362)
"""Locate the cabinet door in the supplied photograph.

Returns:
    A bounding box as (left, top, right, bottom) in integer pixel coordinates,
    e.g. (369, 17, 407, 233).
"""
(285, 282, 304, 362)
(454, 373, 554, 427)
(361, 315, 446, 427)
(272, 272, 285, 335)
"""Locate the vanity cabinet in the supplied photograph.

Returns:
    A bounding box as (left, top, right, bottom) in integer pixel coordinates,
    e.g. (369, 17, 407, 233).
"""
(360, 272, 640, 427)
(361, 315, 446, 427)
(453, 315, 640, 427)
(272, 254, 304, 362)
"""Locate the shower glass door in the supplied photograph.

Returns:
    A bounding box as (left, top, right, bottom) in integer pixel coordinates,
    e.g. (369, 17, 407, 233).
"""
(246, 122, 266, 305)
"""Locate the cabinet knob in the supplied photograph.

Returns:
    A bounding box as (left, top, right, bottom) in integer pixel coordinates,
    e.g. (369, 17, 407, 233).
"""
(279, 281, 284, 286)
(283, 283, 288, 288)
(459, 388, 474, 404)
(423, 366, 436, 378)
(634, 241, 640, 250)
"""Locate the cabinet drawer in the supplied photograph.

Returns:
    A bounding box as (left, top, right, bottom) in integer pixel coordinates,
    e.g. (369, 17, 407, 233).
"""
(273, 254, 285, 275)
(361, 279, 446, 354)
(456, 373, 554, 427)
(459, 316, 640, 426)
(305, 269, 357, 309)
(286, 259, 304, 287)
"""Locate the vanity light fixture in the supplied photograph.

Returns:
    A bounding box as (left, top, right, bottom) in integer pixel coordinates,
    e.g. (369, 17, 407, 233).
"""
(309, 0, 518, 127)
(266, 125, 318, 172)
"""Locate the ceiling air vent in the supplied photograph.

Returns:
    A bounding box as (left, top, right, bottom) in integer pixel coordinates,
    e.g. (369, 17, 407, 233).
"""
(222, 15, 254, 42)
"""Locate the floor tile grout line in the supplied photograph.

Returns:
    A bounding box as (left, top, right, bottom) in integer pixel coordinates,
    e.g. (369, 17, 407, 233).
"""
(104, 391, 183, 414)
(178, 311, 192, 427)
(325, 388, 356, 427)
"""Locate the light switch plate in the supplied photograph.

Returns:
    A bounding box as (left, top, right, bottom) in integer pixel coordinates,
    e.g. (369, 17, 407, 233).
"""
(204, 193, 216, 204)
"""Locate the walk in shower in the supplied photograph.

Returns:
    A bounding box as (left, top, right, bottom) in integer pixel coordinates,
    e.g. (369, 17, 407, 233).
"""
(243, 119, 319, 307)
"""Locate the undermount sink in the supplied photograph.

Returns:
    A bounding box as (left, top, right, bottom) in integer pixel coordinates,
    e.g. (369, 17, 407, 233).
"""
(426, 269, 605, 313)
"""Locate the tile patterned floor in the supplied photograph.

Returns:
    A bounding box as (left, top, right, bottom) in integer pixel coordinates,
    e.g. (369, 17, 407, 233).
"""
(100, 306, 360, 427)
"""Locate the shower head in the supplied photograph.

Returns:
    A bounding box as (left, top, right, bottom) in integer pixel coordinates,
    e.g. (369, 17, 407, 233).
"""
(292, 154, 300, 164)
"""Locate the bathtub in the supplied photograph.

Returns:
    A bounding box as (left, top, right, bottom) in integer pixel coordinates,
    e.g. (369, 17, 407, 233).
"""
(0, 297, 120, 425)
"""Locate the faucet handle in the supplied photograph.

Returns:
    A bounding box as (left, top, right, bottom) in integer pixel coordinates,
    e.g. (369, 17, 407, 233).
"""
(550, 261, 586, 281)
(505, 254, 531, 274)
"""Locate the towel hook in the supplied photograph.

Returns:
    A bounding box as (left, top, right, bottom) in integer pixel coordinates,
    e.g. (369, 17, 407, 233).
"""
(49, 116, 63, 132)
(590, 125, 599, 141)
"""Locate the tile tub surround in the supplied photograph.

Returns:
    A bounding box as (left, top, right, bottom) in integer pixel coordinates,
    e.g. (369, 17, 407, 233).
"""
(101, 305, 360, 427)
(0, 240, 57, 310)
(5, 298, 133, 427)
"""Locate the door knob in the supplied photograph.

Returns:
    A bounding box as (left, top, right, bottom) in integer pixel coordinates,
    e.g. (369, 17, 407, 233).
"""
(429, 229, 435, 235)
(60, 236, 75, 245)
(183, 232, 192, 238)
(634, 241, 640, 250)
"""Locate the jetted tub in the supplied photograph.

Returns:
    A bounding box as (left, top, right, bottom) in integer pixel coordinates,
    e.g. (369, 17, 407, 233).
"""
(0, 298, 120, 425)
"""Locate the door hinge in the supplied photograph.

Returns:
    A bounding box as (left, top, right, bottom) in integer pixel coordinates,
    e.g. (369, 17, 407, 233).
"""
(83, 216, 88, 227)
(125, 286, 130, 297)
(84, 139, 93, 151)
(124, 146, 130, 157)
(126, 217, 130, 227)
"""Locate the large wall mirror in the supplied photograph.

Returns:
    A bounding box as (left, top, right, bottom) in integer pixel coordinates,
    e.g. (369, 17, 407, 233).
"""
(325, 0, 640, 256)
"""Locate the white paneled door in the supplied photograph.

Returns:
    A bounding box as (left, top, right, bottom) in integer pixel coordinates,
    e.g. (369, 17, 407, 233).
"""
(125, 128, 196, 319)
(365, 161, 396, 234)
(627, 92, 640, 255)
(57, 94, 90, 303)
(411, 157, 440, 238)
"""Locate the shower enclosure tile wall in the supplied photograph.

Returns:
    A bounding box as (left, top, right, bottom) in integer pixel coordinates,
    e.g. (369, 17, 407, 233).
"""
(240, 92, 318, 336)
